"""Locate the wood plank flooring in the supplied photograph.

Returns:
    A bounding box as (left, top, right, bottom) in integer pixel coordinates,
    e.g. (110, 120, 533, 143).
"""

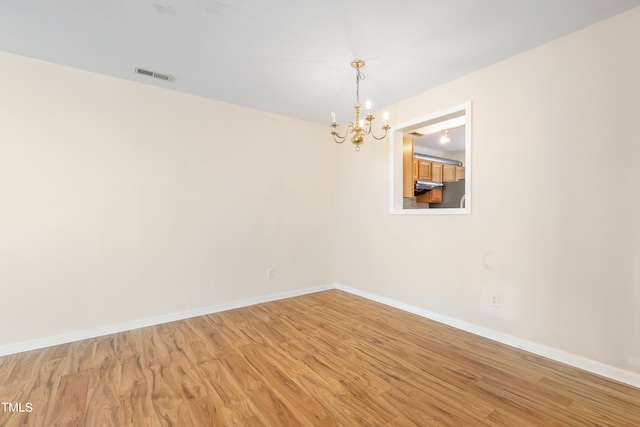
(1, 289, 639, 426)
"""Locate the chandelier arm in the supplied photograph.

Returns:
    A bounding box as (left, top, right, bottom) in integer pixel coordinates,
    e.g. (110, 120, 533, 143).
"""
(369, 124, 391, 140)
(331, 123, 354, 144)
(332, 133, 346, 144)
(364, 115, 376, 134)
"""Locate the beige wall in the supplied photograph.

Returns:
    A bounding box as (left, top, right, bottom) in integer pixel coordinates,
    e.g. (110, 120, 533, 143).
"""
(336, 8, 640, 375)
(0, 52, 336, 345)
(2, 7, 640, 380)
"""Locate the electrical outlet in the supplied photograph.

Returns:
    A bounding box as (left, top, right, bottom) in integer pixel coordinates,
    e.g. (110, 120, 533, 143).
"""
(266, 268, 275, 279)
(490, 293, 501, 308)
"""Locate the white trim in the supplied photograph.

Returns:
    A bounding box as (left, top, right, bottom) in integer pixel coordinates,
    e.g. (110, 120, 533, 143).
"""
(3, 282, 639, 389)
(336, 284, 640, 389)
(0, 284, 334, 357)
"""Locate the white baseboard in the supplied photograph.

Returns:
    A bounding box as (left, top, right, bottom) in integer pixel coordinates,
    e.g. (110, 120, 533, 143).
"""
(336, 284, 640, 389)
(3, 282, 639, 390)
(0, 284, 334, 358)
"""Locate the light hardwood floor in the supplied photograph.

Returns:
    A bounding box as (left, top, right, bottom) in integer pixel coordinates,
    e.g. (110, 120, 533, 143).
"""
(1, 290, 639, 426)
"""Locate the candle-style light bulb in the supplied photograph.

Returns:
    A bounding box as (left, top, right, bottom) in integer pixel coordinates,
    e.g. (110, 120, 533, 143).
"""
(383, 111, 389, 121)
(365, 100, 372, 112)
(331, 111, 336, 123)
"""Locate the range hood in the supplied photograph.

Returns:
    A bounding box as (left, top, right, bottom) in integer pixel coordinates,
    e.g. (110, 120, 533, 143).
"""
(415, 180, 443, 191)
(414, 180, 443, 196)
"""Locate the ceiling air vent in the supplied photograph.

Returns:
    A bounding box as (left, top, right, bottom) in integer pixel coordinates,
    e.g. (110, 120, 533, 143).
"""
(134, 67, 174, 81)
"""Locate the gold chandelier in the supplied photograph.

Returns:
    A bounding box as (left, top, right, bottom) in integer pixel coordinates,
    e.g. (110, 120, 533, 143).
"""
(331, 59, 390, 151)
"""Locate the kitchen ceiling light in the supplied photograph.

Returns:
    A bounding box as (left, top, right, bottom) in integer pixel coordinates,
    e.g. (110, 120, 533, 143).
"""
(440, 129, 451, 144)
(330, 60, 390, 151)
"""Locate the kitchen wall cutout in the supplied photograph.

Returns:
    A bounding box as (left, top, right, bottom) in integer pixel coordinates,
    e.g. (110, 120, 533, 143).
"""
(389, 102, 472, 215)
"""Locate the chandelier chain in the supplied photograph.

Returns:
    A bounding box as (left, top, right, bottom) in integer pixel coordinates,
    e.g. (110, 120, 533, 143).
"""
(355, 69, 365, 106)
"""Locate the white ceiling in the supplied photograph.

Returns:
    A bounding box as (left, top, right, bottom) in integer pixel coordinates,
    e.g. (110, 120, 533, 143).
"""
(2, 0, 639, 125)
(413, 125, 466, 154)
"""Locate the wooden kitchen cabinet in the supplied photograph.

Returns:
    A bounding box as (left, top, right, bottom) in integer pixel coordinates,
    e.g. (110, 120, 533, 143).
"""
(402, 138, 415, 198)
(417, 160, 431, 180)
(443, 164, 457, 182)
(416, 188, 442, 203)
(431, 162, 443, 183)
(416, 157, 460, 183)
(429, 188, 443, 203)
